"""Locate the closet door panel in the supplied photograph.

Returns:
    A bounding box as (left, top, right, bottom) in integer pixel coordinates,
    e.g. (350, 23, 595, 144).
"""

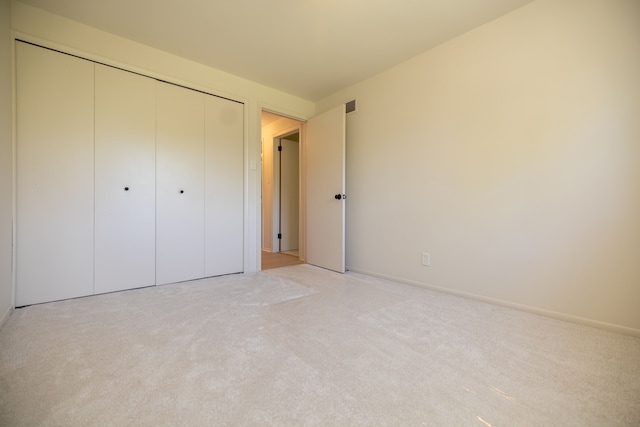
(156, 83, 205, 285)
(94, 65, 156, 294)
(15, 42, 95, 306)
(204, 96, 244, 276)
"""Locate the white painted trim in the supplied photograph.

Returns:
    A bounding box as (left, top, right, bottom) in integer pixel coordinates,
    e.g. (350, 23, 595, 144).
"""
(272, 137, 281, 253)
(272, 125, 303, 254)
(244, 101, 261, 274)
(347, 267, 640, 338)
(299, 123, 307, 263)
(261, 104, 309, 123)
(257, 103, 308, 271)
(259, 103, 309, 268)
(242, 101, 253, 274)
(10, 28, 17, 310)
(0, 306, 12, 330)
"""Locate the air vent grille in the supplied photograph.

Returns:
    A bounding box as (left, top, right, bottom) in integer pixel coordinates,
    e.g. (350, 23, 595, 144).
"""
(346, 99, 357, 114)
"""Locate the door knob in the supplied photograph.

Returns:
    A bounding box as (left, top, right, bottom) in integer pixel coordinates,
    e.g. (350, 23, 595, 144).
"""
(180, 190, 184, 194)
(124, 186, 129, 191)
(335, 194, 346, 200)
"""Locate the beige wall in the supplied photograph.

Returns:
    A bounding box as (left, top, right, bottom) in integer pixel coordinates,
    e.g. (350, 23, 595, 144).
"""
(10, 1, 316, 276)
(0, 0, 13, 326)
(318, 0, 640, 334)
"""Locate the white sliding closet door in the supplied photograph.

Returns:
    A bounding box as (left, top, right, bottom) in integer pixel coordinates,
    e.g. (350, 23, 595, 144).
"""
(156, 82, 205, 285)
(16, 42, 95, 306)
(204, 96, 244, 276)
(94, 65, 156, 294)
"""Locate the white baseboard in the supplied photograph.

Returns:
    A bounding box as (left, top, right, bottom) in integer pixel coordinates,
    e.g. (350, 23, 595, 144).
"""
(347, 267, 640, 338)
(0, 305, 12, 331)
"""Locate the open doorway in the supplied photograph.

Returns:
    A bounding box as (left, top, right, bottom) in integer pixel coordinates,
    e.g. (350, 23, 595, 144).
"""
(261, 111, 305, 270)
(278, 131, 300, 256)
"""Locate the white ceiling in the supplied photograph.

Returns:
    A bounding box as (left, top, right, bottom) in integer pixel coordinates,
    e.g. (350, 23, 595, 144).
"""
(18, 0, 536, 101)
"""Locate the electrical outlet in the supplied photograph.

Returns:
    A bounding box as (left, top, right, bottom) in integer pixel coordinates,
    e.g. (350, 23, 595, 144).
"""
(422, 252, 430, 266)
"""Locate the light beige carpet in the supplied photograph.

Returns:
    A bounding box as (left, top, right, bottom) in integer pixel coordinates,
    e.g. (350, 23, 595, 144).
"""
(1, 264, 639, 426)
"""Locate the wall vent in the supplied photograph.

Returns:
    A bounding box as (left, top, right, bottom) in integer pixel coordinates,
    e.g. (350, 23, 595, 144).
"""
(346, 99, 357, 114)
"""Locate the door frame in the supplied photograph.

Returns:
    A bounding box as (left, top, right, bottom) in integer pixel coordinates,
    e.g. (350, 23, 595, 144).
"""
(260, 110, 306, 265)
(272, 130, 301, 254)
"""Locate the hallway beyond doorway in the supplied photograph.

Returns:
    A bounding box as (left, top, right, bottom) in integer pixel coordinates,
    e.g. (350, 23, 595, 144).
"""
(261, 251, 304, 270)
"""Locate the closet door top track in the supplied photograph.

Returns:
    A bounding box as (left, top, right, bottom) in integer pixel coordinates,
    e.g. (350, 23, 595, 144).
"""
(15, 39, 244, 106)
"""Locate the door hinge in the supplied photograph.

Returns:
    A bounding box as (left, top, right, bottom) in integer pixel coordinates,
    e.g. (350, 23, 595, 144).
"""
(278, 145, 282, 151)
(277, 233, 282, 239)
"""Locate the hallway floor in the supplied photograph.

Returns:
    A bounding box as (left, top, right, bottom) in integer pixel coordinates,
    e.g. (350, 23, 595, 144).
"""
(261, 250, 304, 270)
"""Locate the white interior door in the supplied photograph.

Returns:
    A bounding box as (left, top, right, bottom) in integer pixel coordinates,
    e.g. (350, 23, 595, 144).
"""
(280, 137, 299, 252)
(156, 82, 205, 285)
(204, 95, 244, 277)
(16, 42, 95, 305)
(306, 104, 346, 273)
(94, 65, 156, 294)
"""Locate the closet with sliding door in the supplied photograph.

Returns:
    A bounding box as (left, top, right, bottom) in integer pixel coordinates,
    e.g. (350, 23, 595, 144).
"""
(15, 41, 244, 306)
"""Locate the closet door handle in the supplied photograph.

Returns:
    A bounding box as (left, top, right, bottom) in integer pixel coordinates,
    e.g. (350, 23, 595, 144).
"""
(180, 190, 184, 194)
(124, 186, 130, 191)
